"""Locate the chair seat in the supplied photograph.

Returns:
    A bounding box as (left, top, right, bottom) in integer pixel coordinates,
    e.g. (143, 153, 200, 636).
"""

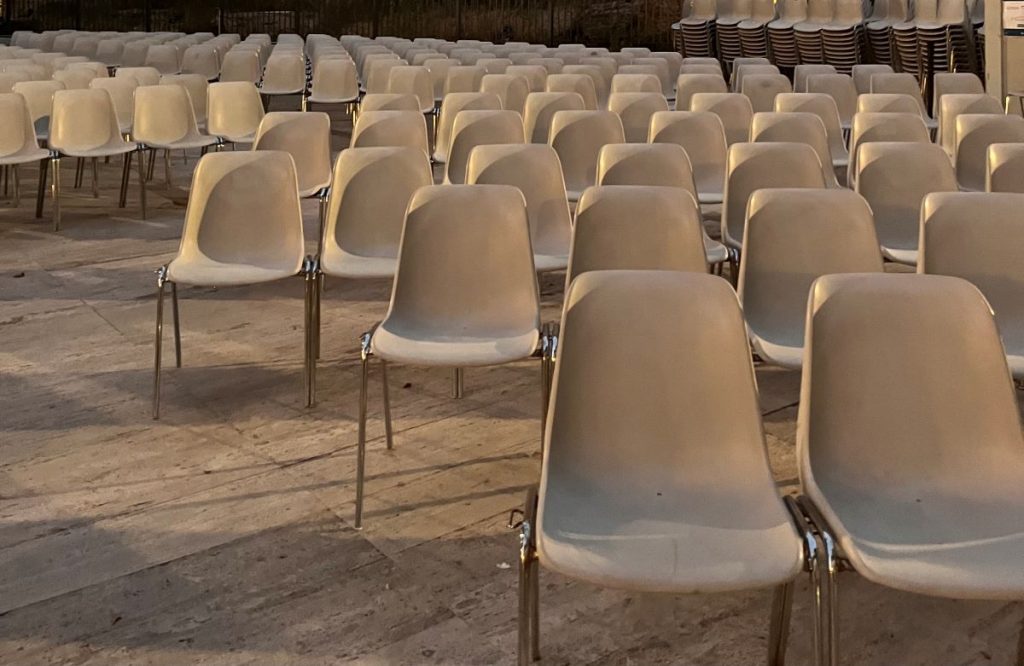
(538, 496, 804, 593)
(320, 248, 397, 279)
(144, 134, 219, 151)
(299, 181, 331, 199)
(218, 132, 256, 144)
(167, 255, 300, 286)
(534, 253, 569, 272)
(738, 19, 768, 30)
(371, 324, 540, 366)
(307, 93, 358, 104)
(704, 235, 729, 264)
(698, 192, 724, 206)
(58, 141, 138, 158)
(1009, 353, 1024, 380)
(0, 147, 51, 166)
(880, 245, 918, 265)
(750, 331, 803, 369)
(260, 85, 306, 95)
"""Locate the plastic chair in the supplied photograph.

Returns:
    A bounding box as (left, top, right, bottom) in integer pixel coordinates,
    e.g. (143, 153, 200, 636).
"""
(797, 272, 1024, 664)
(562, 64, 610, 108)
(144, 44, 180, 75)
(160, 73, 208, 127)
(0, 93, 53, 208)
(506, 64, 548, 93)
(870, 73, 935, 128)
(545, 73, 599, 110)
(675, 73, 728, 110)
(649, 110, 729, 206)
(115, 66, 161, 87)
(356, 184, 543, 528)
(89, 77, 136, 135)
(443, 65, 486, 95)
(794, 64, 836, 92)
(610, 73, 662, 94)
(133, 85, 217, 188)
(774, 92, 849, 179)
(805, 73, 857, 128)
(260, 53, 307, 107)
(253, 111, 332, 232)
(742, 73, 794, 112)
(855, 92, 923, 115)
(847, 112, 930, 186)
(937, 93, 1002, 158)
(738, 189, 882, 368)
(467, 143, 572, 272)
(52, 67, 96, 90)
(518, 269, 812, 665)
(387, 65, 435, 114)
(359, 93, 421, 112)
(690, 92, 754, 144)
(219, 49, 261, 84)
(96, 39, 126, 68)
(307, 58, 359, 109)
(445, 109, 524, 184)
(522, 91, 586, 143)
(954, 114, 1024, 191)
(152, 151, 311, 418)
(919, 191, 1024, 378)
(349, 109, 430, 156)
(987, 143, 1024, 193)
(851, 63, 893, 93)
(549, 109, 625, 201)
(181, 44, 219, 81)
(12, 79, 64, 140)
(751, 111, 837, 186)
(47, 88, 143, 230)
(433, 91, 501, 162)
(480, 73, 531, 115)
(206, 81, 264, 145)
(607, 91, 669, 142)
(932, 72, 984, 112)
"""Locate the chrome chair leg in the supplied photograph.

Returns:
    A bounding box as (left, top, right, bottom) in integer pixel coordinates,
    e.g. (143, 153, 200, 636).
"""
(164, 149, 173, 189)
(451, 367, 464, 398)
(304, 266, 315, 408)
(315, 270, 323, 359)
(50, 155, 61, 232)
(768, 581, 795, 666)
(137, 147, 147, 220)
(171, 282, 181, 368)
(118, 150, 131, 208)
(381, 359, 394, 450)
(11, 165, 20, 208)
(317, 191, 328, 256)
(153, 266, 168, 420)
(91, 157, 99, 198)
(819, 530, 839, 666)
(35, 157, 48, 218)
(74, 157, 84, 189)
(355, 331, 372, 529)
(511, 486, 540, 665)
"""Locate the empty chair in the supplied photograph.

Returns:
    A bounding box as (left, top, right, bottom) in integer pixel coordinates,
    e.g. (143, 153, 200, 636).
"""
(847, 112, 930, 185)
(774, 92, 849, 180)
(443, 64, 486, 95)
(562, 64, 610, 108)
(144, 44, 180, 75)
(355, 185, 543, 528)
(851, 63, 893, 93)
(181, 44, 219, 80)
(359, 93, 421, 112)
(680, 63, 726, 77)
(445, 110, 525, 184)
(568, 186, 708, 284)
(89, 77, 136, 135)
(467, 143, 572, 271)
(0, 93, 52, 208)
(607, 92, 669, 142)
(870, 73, 935, 128)
(937, 93, 1002, 158)
(741, 73, 793, 112)
(528, 57, 566, 74)
(649, 110, 729, 205)
(387, 65, 435, 114)
(433, 91, 502, 162)
(751, 111, 837, 187)
(522, 91, 586, 144)
(806, 73, 857, 128)
(480, 73, 531, 115)
(798, 272, 1024, 662)
(260, 53, 307, 106)
(364, 58, 407, 95)
(722, 142, 827, 254)
(350, 110, 430, 155)
(219, 49, 261, 84)
(518, 268, 812, 665)
(856, 92, 925, 115)
(794, 64, 837, 91)
(116, 66, 161, 87)
(506, 64, 548, 92)
(133, 85, 217, 188)
(307, 58, 359, 109)
(253, 112, 332, 231)
(932, 72, 984, 112)
(954, 114, 1024, 191)
(739, 189, 882, 368)
(206, 81, 264, 145)
(596, 143, 729, 267)
(611, 73, 662, 94)
(690, 92, 754, 144)
(987, 143, 1024, 193)
(47, 88, 143, 230)
(675, 73, 728, 110)
(424, 58, 456, 100)
(478, 57, 512, 74)
(545, 73, 598, 110)
(152, 151, 310, 418)
(919, 191, 1024, 378)
(159, 73, 208, 127)
(549, 110, 625, 200)
(96, 39, 126, 68)
(12, 79, 64, 140)
(732, 62, 780, 92)
(52, 67, 96, 90)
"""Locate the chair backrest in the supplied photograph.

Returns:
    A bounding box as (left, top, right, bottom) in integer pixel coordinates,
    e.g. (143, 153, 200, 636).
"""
(115, 66, 161, 87)
(596, 142, 700, 205)
(675, 73, 728, 110)
(739, 189, 882, 368)
(722, 142, 826, 248)
(96, 39, 126, 67)
(680, 63, 725, 78)
(0, 93, 40, 158)
(181, 44, 219, 80)
(855, 142, 958, 261)
(805, 73, 857, 125)
(253, 112, 332, 197)
(178, 151, 305, 275)
(690, 91, 753, 144)
(954, 114, 1024, 191)
(869, 73, 928, 116)
(321, 146, 433, 275)
(649, 110, 728, 200)
(310, 58, 359, 102)
(545, 73, 599, 110)
(433, 91, 502, 162)
(750, 111, 836, 186)
(479, 73, 531, 115)
(774, 92, 848, 162)
(932, 72, 984, 111)
(386, 65, 434, 113)
(423, 58, 455, 99)
(445, 109, 525, 184)
(607, 91, 669, 142)
(528, 57, 566, 74)
(12, 79, 63, 125)
(798, 273, 1024, 528)
(467, 143, 573, 262)
(350, 109, 429, 154)
(261, 53, 306, 93)
(48, 88, 124, 153)
(145, 44, 180, 74)
(733, 63, 780, 93)
(851, 65, 894, 94)
(856, 92, 923, 116)
(360, 93, 421, 112)
(562, 64, 610, 107)
(522, 91, 586, 143)
(133, 83, 203, 146)
(121, 41, 150, 67)
(549, 109, 625, 198)
(794, 64, 837, 92)
(364, 58, 406, 94)
(987, 143, 1024, 193)
(936, 93, 1002, 157)
(219, 49, 261, 83)
(160, 73, 208, 124)
(443, 65, 486, 95)
(848, 111, 930, 184)
(53, 67, 96, 90)
(383, 184, 540, 340)
(206, 81, 264, 142)
(506, 64, 548, 92)
(611, 73, 662, 94)
(567, 185, 707, 285)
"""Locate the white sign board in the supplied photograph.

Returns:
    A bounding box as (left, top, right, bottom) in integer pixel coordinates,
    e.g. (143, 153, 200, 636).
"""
(1005, 0, 1024, 31)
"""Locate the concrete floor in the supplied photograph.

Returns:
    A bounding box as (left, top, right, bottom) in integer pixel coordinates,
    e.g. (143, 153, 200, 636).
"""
(2, 102, 1024, 665)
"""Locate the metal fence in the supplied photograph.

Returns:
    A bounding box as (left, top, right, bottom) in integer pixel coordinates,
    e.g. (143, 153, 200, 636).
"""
(1, 0, 681, 49)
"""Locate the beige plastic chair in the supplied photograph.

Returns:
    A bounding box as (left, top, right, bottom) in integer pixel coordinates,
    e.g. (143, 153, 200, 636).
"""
(520, 268, 810, 665)
(798, 272, 1024, 664)
(562, 64, 610, 108)
(477, 57, 512, 74)
(133, 85, 217, 188)
(359, 93, 421, 112)
(680, 63, 726, 77)
(153, 151, 310, 418)
(364, 59, 407, 95)
(308, 58, 359, 108)
(987, 143, 1024, 193)
(607, 91, 669, 142)
(567, 185, 708, 284)
(144, 44, 180, 75)
(433, 91, 501, 162)
(12, 79, 64, 140)
(120, 41, 151, 69)
(870, 72, 935, 128)
(774, 92, 849, 176)
(116, 66, 161, 87)
(0, 93, 52, 208)
(48, 88, 143, 230)
(738, 189, 882, 369)
(445, 109, 525, 184)
(722, 142, 827, 254)
(751, 111, 837, 187)
(851, 63, 894, 93)
(932, 72, 984, 112)
(611, 73, 662, 94)
(260, 53, 307, 107)
(506, 64, 548, 93)
(206, 81, 264, 145)
(89, 77, 137, 135)
(794, 64, 837, 92)
(522, 91, 586, 143)
(919, 191, 1024, 378)
(96, 39, 126, 68)
(937, 93, 1002, 158)
(674, 73, 728, 110)
(219, 49, 261, 84)
(52, 67, 96, 90)
(856, 92, 923, 115)
(387, 65, 435, 114)
(742, 73, 792, 112)
(181, 44, 219, 81)
(443, 65, 486, 95)
(545, 73, 598, 110)
(254, 111, 332, 232)
(527, 57, 565, 74)
(357, 184, 542, 528)
(480, 73, 531, 115)
(954, 114, 1024, 191)
(467, 143, 572, 272)
(690, 92, 754, 144)
(855, 142, 957, 264)
(350, 109, 430, 156)
(159, 73, 208, 127)
(549, 109, 625, 200)
(847, 112, 930, 186)
(806, 73, 857, 129)
(649, 110, 729, 205)
(631, 57, 674, 97)
(423, 58, 455, 101)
